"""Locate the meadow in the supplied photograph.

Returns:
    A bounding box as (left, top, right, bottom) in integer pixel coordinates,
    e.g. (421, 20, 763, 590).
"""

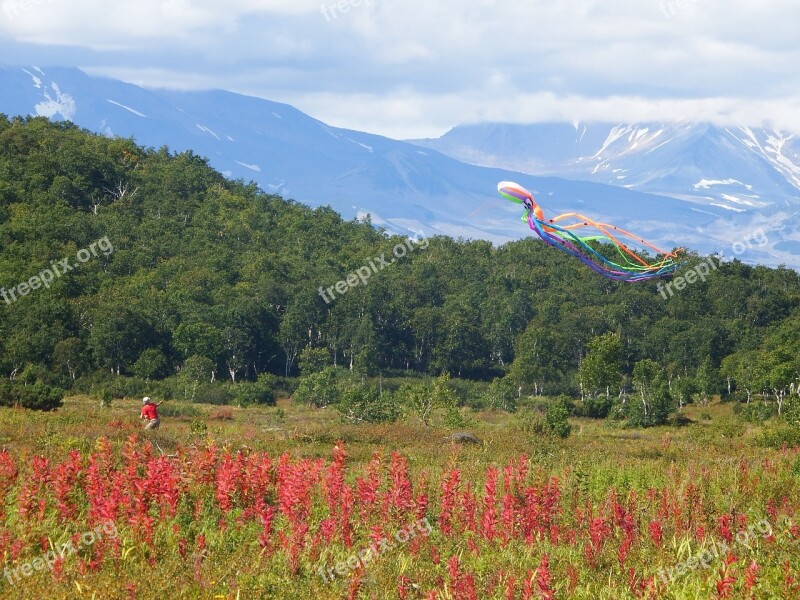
(0, 395, 798, 600)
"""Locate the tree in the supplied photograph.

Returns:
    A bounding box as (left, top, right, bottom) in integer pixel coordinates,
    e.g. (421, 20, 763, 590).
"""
(579, 333, 623, 399)
(133, 348, 169, 381)
(673, 375, 698, 409)
(52, 337, 87, 381)
(721, 351, 761, 403)
(298, 347, 330, 375)
(401, 373, 461, 427)
(482, 377, 517, 412)
(222, 326, 253, 383)
(181, 355, 216, 384)
(629, 359, 674, 427)
(696, 358, 721, 405)
(88, 306, 154, 375)
(173, 323, 223, 363)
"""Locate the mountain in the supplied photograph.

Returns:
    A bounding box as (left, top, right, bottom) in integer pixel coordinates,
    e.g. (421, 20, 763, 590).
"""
(0, 66, 795, 266)
(412, 123, 800, 230)
(410, 122, 800, 210)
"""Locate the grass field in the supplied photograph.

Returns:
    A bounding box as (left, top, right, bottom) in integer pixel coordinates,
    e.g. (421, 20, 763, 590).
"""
(0, 395, 798, 599)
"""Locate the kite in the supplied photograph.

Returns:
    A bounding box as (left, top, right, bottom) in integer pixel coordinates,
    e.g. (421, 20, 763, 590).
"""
(497, 181, 682, 282)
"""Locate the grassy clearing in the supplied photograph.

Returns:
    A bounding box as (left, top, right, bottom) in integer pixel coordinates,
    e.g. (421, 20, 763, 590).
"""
(0, 396, 798, 599)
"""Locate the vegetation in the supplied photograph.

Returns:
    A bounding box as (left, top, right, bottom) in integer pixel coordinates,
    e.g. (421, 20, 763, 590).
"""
(3, 115, 800, 431)
(0, 396, 797, 599)
(1, 115, 800, 598)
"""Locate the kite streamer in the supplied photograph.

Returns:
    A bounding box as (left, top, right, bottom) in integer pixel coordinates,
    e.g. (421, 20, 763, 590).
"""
(498, 181, 682, 282)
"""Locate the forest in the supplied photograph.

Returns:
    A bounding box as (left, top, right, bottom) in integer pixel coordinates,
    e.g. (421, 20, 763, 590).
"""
(2, 114, 800, 427)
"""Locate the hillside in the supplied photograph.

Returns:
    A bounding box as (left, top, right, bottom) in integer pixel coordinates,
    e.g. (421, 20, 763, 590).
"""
(0, 66, 764, 264)
(2, 116, 800, 406)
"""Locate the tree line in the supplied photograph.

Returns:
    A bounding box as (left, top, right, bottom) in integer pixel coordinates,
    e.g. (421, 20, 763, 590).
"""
(1, 115, 800, 421)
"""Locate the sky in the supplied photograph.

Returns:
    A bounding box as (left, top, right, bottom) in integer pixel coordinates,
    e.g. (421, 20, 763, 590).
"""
(0, 0, 799, 139)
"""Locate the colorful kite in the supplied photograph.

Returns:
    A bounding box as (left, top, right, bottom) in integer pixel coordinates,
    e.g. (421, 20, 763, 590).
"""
(497, 181, 682, 282)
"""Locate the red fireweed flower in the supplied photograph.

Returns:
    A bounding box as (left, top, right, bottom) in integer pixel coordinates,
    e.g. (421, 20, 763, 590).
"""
(536, 554, 554, 600)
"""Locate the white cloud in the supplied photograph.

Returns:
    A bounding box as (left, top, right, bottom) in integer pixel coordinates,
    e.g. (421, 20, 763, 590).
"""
(1, 0, 798, 137)
(277, 90, 800, 140)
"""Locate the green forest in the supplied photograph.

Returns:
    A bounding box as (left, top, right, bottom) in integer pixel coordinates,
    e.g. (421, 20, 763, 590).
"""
(2, 115, 800, 429)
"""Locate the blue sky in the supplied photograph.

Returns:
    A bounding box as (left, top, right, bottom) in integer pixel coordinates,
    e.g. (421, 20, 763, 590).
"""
(1, 0, 798, 138)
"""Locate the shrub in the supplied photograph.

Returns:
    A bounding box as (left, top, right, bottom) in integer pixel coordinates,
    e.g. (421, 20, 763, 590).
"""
(755, 426, 800, 449)
(0, 381, 64, 411)
(518, 398, 572, 439)
(211, 407, 234, 421)
(399, 373, 460, 426)
(293, 367, 341, 408)
(231, 373, 277, 406)
(158, 402, 202, 418)
(545, 398, 572, 439)
(783, 396, 800, 428)
(481, 377, 517, 412)
(734, 400, 776, 423)
(572, 395, 613, 419)
(337, 385, 402, 424)
(619, 385, 675, 428)
(193, 384, 235, 405)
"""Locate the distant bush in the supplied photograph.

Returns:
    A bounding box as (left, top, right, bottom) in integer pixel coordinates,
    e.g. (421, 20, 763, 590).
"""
(545, 398, 572, 439)
(480, 378, 517, 412)
(572, 395, 613, 419)
(734, 400, 777, 423)
(193, 384, 236, 405)
(0, 381, 64, 411)
(210, 407, 235, 421)
(755, 426, 800, 449)
(398, 373, 461, 427)
(91, 376, 150, 401)
(518, 397, 572, 439)
(337, 385, 403, 424)
(158, 402, 202, 418)
(294, 367, 341, 408)
(449, 378, 491, 410)
(231, 374, 277, 406)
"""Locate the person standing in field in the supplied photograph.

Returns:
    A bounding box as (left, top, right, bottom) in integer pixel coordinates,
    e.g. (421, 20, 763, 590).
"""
(140, 397, 161, 430)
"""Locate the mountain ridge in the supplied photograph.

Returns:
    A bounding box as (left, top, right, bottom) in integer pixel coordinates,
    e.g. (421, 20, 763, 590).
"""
(0, 65, 795, 267)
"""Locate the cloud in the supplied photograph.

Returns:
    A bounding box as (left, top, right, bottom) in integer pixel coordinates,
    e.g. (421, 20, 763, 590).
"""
(278, 90, 800, 140)
(1, 0, 798, 137)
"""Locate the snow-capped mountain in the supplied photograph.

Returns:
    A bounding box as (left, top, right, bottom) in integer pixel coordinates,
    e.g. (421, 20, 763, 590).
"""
(0, 66, 797, 267)
(411, 122, 800, 215)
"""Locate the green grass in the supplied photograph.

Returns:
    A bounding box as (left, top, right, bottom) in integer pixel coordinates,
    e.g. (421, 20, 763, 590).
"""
(0, 395, 798, 599)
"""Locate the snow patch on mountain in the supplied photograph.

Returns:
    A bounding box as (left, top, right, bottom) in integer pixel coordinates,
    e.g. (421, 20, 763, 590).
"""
(35, 82, 76, 120)
(235, 161, 261, 172)
(196, 124, 221, 140)
(22, 68, 42, 89)
(106, 99, 146, 117)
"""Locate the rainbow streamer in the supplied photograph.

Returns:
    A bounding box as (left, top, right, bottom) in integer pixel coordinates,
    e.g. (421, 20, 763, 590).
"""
(498, 181, 682, 282)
